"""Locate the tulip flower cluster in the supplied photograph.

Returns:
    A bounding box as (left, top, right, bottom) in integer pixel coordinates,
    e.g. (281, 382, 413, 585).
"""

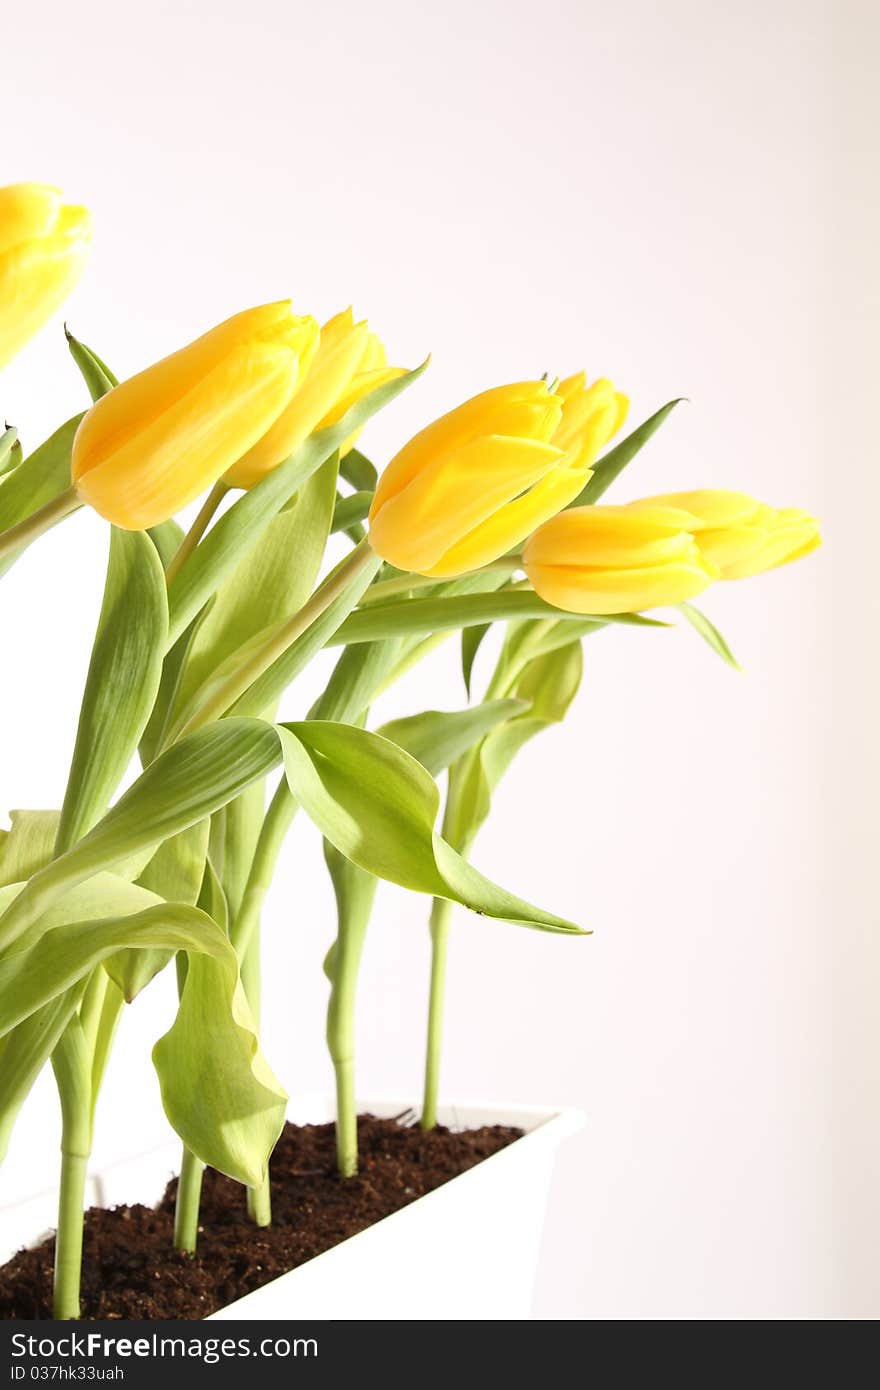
(0, 182, 820, 1320)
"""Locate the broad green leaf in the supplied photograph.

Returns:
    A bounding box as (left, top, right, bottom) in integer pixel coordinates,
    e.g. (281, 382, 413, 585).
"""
(571, 399, 684, 507)
(277, 721, 582, 934)
(65, 328, 118, 401)
(56, 528, 168, 852)
(166, 361, 427, 647)
(339, 448, 377, 492)
(139, 606, 212, 765)
(333, 590, 663, 645)
(173, 454, 339, 719)
(224, 551, 383, 721)
(0, 988, 87, 1164)
(154, 949, 287, 1186)
(147, 518, 185, 567)
(110, 820, 212, 999)
(0, 720, 283, 952)
(0, 426, 21, 479)
(0, 810, 60, 887)
(377, 700, 527, 778)
(0, 898, 286, 1186)
(0, 415, 83, 578)
(679, 601, 742, 670)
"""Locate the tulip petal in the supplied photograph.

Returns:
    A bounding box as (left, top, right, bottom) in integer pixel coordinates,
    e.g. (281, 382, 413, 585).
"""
(0, 231, 91, 369)
(0, 183, 62, 254)
(74, 342, 303, 530)
(371, 382, 563, 512)
(523, 503, 702, 567)
(527, 552, 716, 614)
(425, 464, 593, 577)
(72, 303, 316, 483)
(369, 434, 565, 572)
(226, 311, 369, 488)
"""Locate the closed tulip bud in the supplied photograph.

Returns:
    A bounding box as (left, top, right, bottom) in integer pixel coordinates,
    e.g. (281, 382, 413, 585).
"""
(523, 504, 718, 614)
(225, 308, 402, 488)
(71, 302, 318, 530)
(628, 490, 821, 579)
(368, 372, 628, 577)
(0, 183, 92, 369)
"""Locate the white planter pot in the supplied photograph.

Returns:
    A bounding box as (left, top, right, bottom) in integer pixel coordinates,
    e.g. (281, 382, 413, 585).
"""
(1, 1096, 584, 1320)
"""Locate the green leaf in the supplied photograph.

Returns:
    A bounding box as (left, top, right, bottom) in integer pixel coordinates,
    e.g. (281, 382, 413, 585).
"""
(65, 328, 118, 401)
(166, 361, 427, 647)
(331, 490, 372, 536)
(277, 721, 583, 934)
(0, 720, 283, 952)
(339, 449, 377, 492)
(333, 590, 664, 645)
(147, 518, 185, 567)
(225, 552, 383, 721)
(154, 949, 286, 1186)
(461, 623, 491, 697)
(0, 426, 21, 480)
(679, 601, 741, 671)
(109, 820, 212, 1000)
(571, 399, 685, 506)
(377, 700, 527, 778)
(0, 415, 83, 578)
(0, 895, 286, 1187)
(0, 989, 88, 1164)
(447, 640, 585, 852)
(56, 528, 169, 852)
(173, 454, 339, 720)
(0, 810, 60, 887)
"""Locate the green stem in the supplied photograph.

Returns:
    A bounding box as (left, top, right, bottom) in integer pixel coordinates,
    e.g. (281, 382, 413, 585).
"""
(164, 482, 227, 587)
(174, 1147, 205, 1254)
(247, 1175, 272, 1226)
(422, 897, 453, 1131)
(0, 485, 81, 561)
(174, 536, 378, 739)
(53, 1151, 89, 1319)
(230, 780, 299, 961)
(51, 1018, 94, 1320)
(333, 1059, 357, 1177)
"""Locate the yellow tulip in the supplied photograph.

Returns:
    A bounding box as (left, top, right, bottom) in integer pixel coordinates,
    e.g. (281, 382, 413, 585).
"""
(72, 302, 318, 530)
(225, 308, 401, 488)
(523, 504, 718, 613)
(628, 490, 821, 579)
(0, 183, 92, 369)
(368, 372, 628, 577)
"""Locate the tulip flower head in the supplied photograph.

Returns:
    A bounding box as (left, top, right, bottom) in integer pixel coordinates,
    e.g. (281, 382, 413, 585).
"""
(628, 490, 821, 579)
(368, 372, 628, 577)
(71, 302, 318, 530)
(0, 183, 92, 369)
(524, 503, 719, 614)
(225, 307, 402, 488)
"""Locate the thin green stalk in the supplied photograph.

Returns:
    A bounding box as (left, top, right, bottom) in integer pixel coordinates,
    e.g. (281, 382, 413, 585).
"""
(230, 780, 299, 962)
(54, 1151, 89, 1319)
(164, 481, 227, 586)
(421, 896, 453, 1131)
(173, 1147, 205, 1254)
(174, 537, 378, 739)
(51, 1007, 94, 1320)
(0, 485, 81, 561)
(324, 862, 375, 1176)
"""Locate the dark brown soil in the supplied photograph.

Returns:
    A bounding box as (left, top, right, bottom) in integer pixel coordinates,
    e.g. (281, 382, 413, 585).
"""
(0, 1113, 521, 1319)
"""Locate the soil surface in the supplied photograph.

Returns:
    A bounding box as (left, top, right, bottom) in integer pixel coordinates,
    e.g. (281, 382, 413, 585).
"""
(0, 1113, 521, 1319)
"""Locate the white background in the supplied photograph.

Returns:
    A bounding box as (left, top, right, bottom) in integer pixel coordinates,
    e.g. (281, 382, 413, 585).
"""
(3, 0, 877, 1319)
